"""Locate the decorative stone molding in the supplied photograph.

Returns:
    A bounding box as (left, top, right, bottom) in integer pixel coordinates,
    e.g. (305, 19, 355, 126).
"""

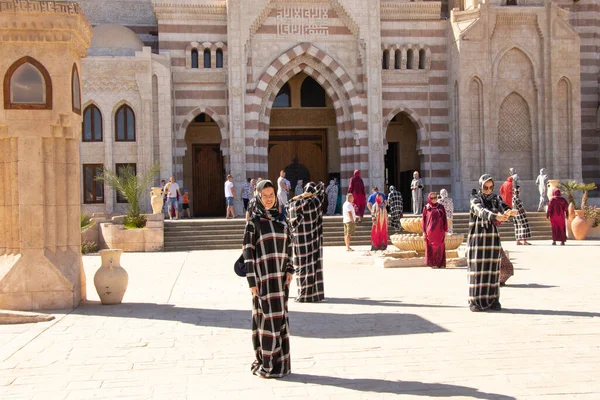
(82, 76, 139, 93)
(172, 70, 227, 84)
(152, 2, 227, 21)
(380, 1, 442, 20)
(452, 9, 480, 23)
(0, 0, 92, 56)
(382, 70, 429, 85)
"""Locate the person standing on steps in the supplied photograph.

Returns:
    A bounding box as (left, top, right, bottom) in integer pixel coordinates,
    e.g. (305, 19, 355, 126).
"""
(277, 170, 289, 218)
(243, 180, 294, 379)
(411, 171, 424, 215)
(166, 176, 182, 220)
(343, 193, 357, 251)
(324, 179, 338, 216)
(387, 186, 404, 233)
(348, 170, 366, 221)
(224, 174, 237, 219)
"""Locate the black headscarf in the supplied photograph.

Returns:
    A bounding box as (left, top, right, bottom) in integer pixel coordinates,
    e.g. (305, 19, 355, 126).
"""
(254, 180, 281, 221)
(478, 174, 495, 202)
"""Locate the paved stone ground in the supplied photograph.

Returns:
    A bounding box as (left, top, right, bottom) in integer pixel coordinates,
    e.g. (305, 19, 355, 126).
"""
(1, 241, 600, 399)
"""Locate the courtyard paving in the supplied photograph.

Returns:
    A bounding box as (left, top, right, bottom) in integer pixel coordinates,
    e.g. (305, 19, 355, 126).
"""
(1, 240, 600, 399)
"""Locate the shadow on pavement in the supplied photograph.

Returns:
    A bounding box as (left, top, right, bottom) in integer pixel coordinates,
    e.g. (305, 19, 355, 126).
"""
(502, 284, 558, 289)
(77, 302, 448, 338)
(284, 374, 516, 399)
(314, 297, 460, 309)
(502, 308, 600, 318)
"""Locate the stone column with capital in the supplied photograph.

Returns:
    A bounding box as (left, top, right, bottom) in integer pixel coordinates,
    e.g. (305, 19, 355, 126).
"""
(0, 1, 92, 310)
(226, 1, 247, 217)
(366, 0, 385, 192)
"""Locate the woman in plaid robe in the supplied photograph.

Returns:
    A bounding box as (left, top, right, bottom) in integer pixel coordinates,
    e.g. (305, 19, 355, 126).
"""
(387, 186, 403, 233)
(287, 182, 325, 303)
(468, 174, 517, 312)
(244, 180, 294, 378)
(512, 181, 532, 245)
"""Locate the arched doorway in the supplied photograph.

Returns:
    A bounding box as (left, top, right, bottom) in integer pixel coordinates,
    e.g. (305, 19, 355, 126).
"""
(267, 72, 339, 192)
(183, 113, 225, 217)
(385, 112, 420, 211)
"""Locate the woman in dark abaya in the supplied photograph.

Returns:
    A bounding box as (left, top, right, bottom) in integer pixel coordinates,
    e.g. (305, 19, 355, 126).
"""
(243, 180, 294, 378)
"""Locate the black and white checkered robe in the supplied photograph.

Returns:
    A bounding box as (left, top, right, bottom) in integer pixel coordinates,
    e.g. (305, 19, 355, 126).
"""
(512, 189, 532, 240)
(244, 216, 294, 378)
(467, 193, 511, 310)
(286, 184, 325, 303)
(388, 189, 404, 232)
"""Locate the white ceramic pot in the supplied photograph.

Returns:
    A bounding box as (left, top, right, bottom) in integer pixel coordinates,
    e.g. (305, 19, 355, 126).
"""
(150, 187, 163, 215)
(94, 249, 129, 305)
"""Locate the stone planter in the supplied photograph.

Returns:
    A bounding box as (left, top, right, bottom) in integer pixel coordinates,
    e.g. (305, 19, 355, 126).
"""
(94, 250, 129, 305)
(99, 214, 164, 252)
(150, 187, 163, 214)
(571, 210, 591, 240)
(390, 233, 464, 253)
(400, 218, 422, 234)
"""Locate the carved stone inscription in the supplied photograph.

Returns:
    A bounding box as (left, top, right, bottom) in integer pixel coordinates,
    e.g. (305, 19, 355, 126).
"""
(276, 5, 329, 37)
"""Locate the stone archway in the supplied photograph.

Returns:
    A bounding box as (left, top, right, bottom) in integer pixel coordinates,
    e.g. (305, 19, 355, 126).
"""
(245, 43, 365, 188)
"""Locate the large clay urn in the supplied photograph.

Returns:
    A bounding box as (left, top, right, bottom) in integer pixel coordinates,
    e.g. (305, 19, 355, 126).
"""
(567, 202, 576, 239)
(571, 210, 591, 240)
(150, 187, 163, 214)
(94, 250, 129, 305)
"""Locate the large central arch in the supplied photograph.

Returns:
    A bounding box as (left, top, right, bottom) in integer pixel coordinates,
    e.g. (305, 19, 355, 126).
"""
(245, 43, 366, 186)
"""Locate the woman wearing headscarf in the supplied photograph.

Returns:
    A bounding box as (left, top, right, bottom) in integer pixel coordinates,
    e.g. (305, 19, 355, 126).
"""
(499, 176, 514, 209)
(243, 180, 294, 378)
(387, 186, 404, 233)
(324, 179, 338, 216)
(467, 174, 517, 312)
(438, 189, 454, 233)
(512, 178, 532, 245)
(410, 171, 424, 215)
(294, 180, 304, 197)
(422, 192, 448, 268)
(287, 182, 325, 303)
(370, 193, 388, 251)
(348, 170, 366, 220)
(546, 188, 568, 245)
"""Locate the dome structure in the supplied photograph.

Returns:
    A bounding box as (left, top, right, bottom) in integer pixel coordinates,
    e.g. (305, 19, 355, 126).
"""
(88, 24, 144, 56)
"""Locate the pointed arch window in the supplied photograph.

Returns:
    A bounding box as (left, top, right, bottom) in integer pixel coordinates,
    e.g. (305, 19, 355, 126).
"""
(406, 49, 414, 70)
(395, 50, 401, 70)
(273, 83, 291, 108)
(191, 49, 199, 69)
(203, 49, 211, 68)
(82, 104, 103, 142)
(301, 76, 326, 107)
(216, 49, 224, 68)
(418, 49, 426, 70)
(72, 64, 81, 114)
(4, 56, 52, 110)
(382, 49, 390, 70)
(115, 104, 136, 142)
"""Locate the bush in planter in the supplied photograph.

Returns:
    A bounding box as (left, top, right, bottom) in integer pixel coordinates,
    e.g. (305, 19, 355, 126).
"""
(81, 240, 98, 254)
(580, 183, 597, 208)
(96, 164, 161, 229)
(81, 212, 93, 230)
(583, 205, 600, 228)
(559, 180, 582, 208)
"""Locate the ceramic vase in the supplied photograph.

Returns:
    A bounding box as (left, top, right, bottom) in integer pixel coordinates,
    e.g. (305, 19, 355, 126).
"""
(567, 202, 576, 239)
(571, 210, 590, 240)
(94, 249, 128, 305)
(150, 187, 163, 214)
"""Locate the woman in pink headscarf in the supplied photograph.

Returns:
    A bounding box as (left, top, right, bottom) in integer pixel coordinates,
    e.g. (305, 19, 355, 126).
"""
(546, 188, 568, 245)
(370, 193, 388, 251)
(422, 192, 448, 268)
(348, 170, 366, 220)
(499, 176, 514, 209)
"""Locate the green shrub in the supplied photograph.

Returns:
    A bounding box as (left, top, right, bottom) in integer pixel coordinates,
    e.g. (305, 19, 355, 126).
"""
(81, 213, 93, 230)
(124, 214, 147, 229)
(81, 240, 98, 255)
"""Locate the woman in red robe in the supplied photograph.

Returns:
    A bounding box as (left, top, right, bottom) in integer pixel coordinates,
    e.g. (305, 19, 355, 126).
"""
(348, 170, 366, 220)
(546, 188, 568, 245)
(370, 194, 388, 251)
(422, 192, 448, 268)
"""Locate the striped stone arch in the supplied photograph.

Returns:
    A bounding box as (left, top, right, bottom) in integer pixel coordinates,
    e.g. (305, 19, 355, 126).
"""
(179, 106, 229, 151)
(383, 106, 427, 139)
(244, 43, 366, 180)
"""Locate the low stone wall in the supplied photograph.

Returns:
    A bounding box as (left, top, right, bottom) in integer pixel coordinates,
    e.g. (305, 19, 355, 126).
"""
(587, 224, 600, 239)
(98, 214, 164, 252)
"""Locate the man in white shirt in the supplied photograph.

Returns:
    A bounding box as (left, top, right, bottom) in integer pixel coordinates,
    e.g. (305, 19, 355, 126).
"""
(277, 170, 289, 217)
(166, 176, 182, 220)
(224, 174, 236, 219)
(343, 193, 357, 251)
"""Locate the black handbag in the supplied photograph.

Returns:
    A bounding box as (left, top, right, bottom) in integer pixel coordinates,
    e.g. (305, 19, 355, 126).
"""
(234, 254, 246, 277)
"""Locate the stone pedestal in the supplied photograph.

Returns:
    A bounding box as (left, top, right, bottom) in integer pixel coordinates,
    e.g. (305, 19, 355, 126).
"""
(0, 1, 92, 310)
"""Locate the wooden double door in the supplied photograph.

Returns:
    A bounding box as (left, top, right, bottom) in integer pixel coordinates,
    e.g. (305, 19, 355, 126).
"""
(193, 144, 225, 217)
(268, 129, 327, 189)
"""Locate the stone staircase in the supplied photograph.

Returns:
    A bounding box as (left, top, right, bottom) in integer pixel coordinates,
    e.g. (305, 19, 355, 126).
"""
(163, 212, 552, 251)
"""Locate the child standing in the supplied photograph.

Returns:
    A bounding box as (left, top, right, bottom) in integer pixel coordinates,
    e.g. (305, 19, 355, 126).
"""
(182, 190, 191, 219)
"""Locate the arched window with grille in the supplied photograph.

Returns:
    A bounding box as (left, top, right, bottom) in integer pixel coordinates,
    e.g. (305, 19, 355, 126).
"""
(382, 49, 390, 70)
(216, 49, 224, 68)
(273, 83, 291, 108)
(3, 56, 52, 110)
(191, 49, 199, 69)
(115, 104, 135, 142)
(203, 49, 211, 68)
(407, 49, 414, 70)
(301, 76, 327, 107)
(418, 49, 426, 70)
(82, 104, 103, 142)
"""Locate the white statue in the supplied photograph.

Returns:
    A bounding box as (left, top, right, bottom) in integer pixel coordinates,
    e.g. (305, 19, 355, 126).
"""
(535, 168, 549, 211)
